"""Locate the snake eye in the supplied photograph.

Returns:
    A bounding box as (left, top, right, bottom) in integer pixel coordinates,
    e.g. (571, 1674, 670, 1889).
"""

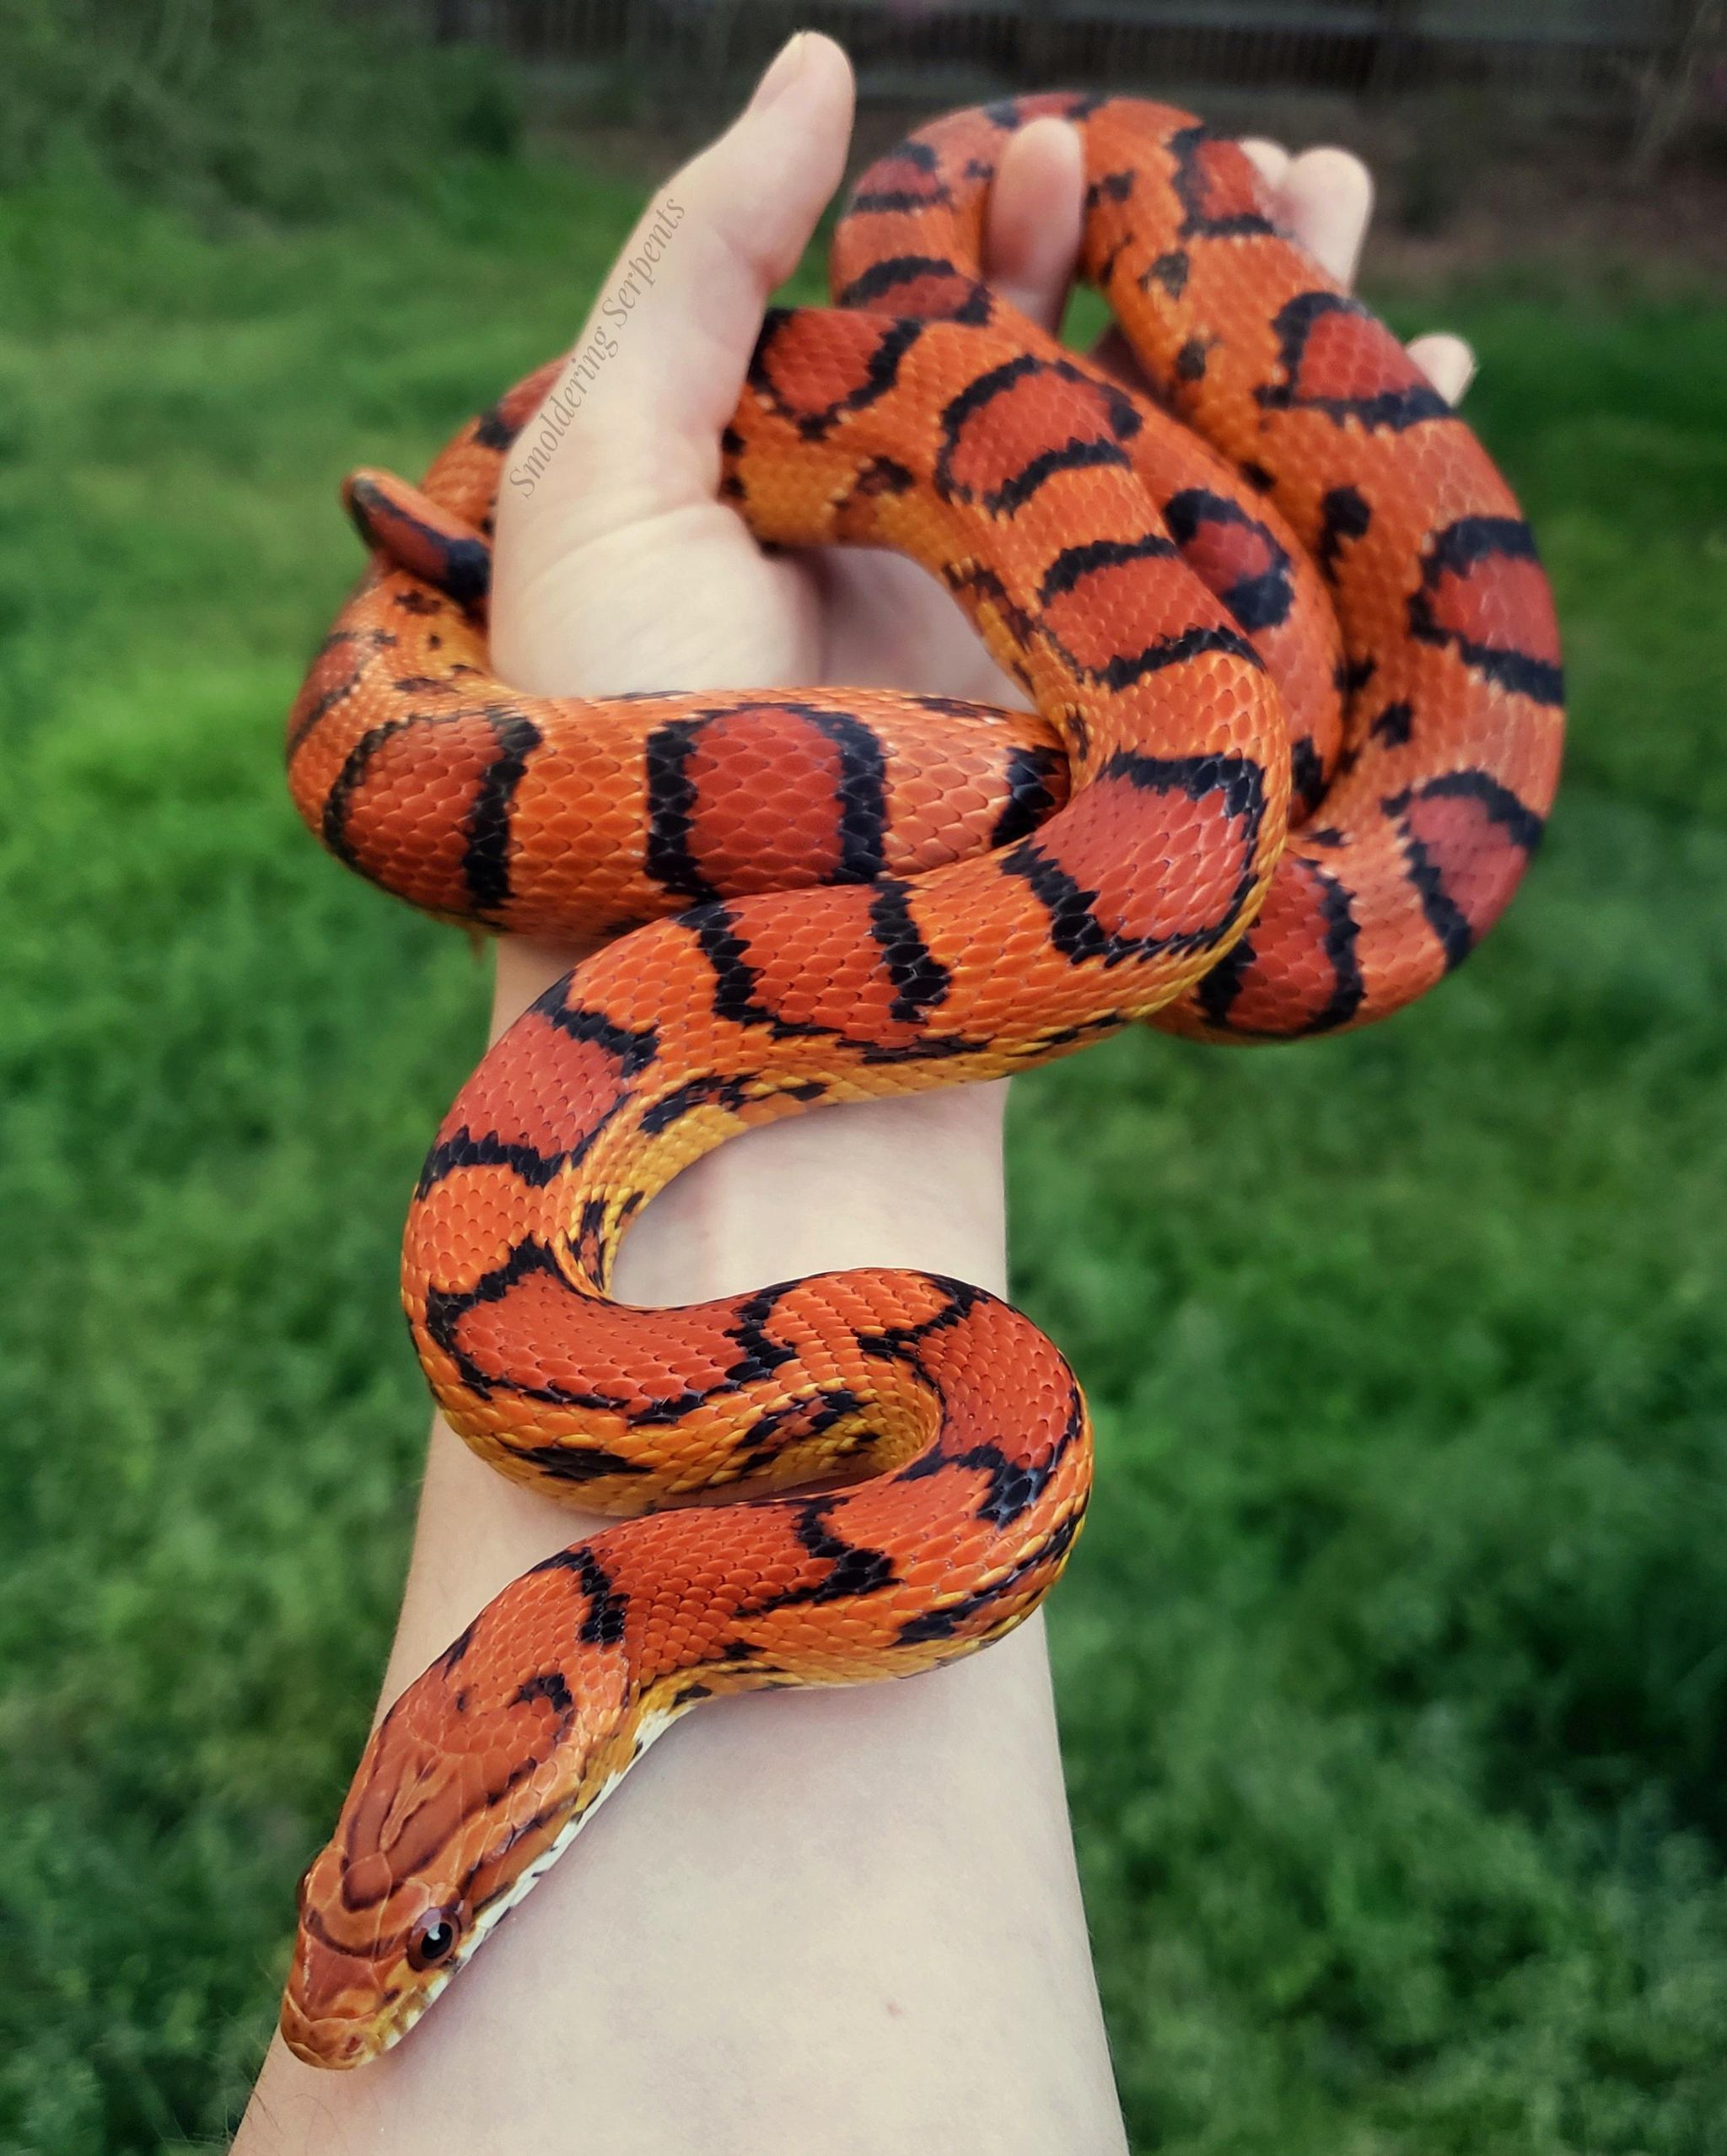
(406, 1906, 462, 1972)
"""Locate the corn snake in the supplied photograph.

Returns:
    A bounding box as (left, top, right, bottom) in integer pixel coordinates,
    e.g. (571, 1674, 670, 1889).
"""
(278, 94, 1563, 2067)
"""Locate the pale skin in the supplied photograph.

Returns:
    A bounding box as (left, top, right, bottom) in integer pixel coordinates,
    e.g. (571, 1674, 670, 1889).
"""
(234, 35, 1473, 2153)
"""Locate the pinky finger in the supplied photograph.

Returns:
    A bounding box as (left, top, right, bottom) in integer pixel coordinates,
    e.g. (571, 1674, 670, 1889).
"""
(1406, 331, 1476, 406)
(1238, 137, 1290, 189)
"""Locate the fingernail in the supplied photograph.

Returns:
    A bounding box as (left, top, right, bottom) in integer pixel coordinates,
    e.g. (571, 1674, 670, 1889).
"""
(1438, 340, 1477, 404)
(748, 31, 808, 114)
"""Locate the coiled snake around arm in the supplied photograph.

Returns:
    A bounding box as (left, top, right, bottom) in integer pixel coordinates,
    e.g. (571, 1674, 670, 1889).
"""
(278, 96, 1563, 2067)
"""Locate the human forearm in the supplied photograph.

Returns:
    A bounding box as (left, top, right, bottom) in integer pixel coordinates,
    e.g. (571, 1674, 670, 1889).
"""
(235, 1040, 1128, 2153)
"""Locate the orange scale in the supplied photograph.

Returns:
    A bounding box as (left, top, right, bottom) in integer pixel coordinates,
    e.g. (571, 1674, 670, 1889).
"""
(753, 315, 905, 429)
(1171, 131, 1265, 231)
(853, 148, 949, 212)
(860, 262, 981, 317)
(1286, 309, 1430, 407)
(730, 887, 930, 1048)
(412, 1174, 543, 1291)
(1423, 553, 1562, 671)
(498, 755, 643, 928)
(1175, 512, 1283, 605)
(1211, 854, 1360, 1034)
(1040, 553, 1225, 678)
(335, 714, 503, 915)
(682, 706, 850, 893)
(445, 1011, 638, 1160)
(789, 1271, 955, 1350)
(442, 1264, 605, 1401)
(896, 1550, 964, 1592)
(590, 1300, 800, 1407)
(939, 365, 1128, 507)
(1036, 769, 1262, 948)
(286, 637, 374, 779)
(751, 1389, 871, 1456)
(1394, 779, 1541, 945)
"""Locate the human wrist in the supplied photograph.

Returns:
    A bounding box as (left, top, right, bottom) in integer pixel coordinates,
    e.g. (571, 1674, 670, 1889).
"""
(482, 870, 1013, 1308)
(488, 925, 1011, 1304)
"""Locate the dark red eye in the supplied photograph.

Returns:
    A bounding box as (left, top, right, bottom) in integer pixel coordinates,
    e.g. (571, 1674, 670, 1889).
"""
(406, 1906, 461, 1972)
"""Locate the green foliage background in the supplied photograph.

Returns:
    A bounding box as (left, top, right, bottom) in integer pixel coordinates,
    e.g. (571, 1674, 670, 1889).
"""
(0, 0, 519, 213)
(3, 8, 1726, 2149)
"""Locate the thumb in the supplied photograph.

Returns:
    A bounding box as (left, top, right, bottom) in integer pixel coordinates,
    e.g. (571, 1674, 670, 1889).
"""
(500, 33, 855, 543)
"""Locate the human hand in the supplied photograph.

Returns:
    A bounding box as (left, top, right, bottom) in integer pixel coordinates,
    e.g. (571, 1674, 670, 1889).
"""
(487, 31, 1088, 1032)
(487, 33, 1477, 1043)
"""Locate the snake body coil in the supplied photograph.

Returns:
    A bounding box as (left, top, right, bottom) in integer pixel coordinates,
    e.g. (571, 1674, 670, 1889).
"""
(279, 97, 1562, 2067)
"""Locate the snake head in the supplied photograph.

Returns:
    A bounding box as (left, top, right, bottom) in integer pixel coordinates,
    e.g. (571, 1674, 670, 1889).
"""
(281, 1832, 471, 2069)
(281, 1572, 633, 2067)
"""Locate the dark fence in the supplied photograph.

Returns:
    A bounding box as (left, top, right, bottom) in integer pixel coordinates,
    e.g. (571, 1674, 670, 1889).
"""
(406, 0, 1701, 115)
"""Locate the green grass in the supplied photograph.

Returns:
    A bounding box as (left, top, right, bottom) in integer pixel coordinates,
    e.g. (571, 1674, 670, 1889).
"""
(2, 159, 1725, 2153)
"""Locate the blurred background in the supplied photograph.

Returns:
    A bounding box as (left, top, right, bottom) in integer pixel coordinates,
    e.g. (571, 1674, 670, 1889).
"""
(2, 2, 1724, 2150)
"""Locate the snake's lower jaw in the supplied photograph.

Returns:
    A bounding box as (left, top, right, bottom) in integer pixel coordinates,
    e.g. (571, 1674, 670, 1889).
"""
(281, 2026, 374, 2072)
(282, 1960, 452, 2070)
(279, 1996, 385, 2072)
(279, 1913, 438, 2071)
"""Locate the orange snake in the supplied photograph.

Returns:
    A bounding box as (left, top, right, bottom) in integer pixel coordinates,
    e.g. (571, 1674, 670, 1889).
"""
(278, 95, 1563, 2067)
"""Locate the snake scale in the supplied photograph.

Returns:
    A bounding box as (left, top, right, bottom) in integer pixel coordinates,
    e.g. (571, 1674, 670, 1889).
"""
(278, 94, 1563, 2067)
